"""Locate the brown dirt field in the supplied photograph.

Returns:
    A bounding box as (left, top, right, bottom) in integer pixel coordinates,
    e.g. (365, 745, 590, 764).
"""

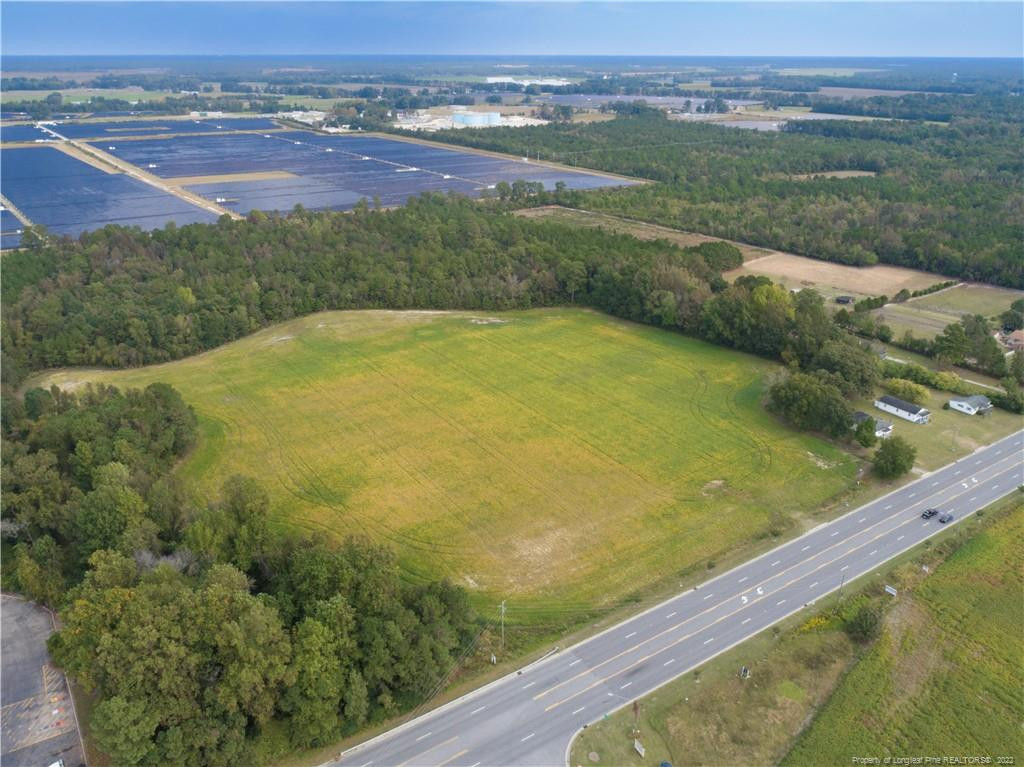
(726, 253, 947, 297)
(54, 143, 123, 174)
(513, 206, 775, 260)
(164, 170, 298, 186)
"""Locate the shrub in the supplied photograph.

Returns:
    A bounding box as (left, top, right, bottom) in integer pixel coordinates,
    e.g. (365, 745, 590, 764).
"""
(883, 377, 929, 405)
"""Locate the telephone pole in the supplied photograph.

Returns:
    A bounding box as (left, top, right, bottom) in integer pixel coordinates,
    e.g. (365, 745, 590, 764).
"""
(500, 600, 506, 653)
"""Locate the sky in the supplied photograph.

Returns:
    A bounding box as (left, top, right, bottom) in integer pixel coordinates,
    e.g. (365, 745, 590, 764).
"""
(2, 2, 1022, 58)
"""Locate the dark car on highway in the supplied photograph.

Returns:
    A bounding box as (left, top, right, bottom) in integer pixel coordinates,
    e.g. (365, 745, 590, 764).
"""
(938, 512, 955, 524)
(921, 508, 939, 519)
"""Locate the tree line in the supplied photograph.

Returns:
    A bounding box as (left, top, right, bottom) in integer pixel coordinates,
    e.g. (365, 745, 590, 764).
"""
(2, 382, 479, 765)
(402, 112, 1023, 288)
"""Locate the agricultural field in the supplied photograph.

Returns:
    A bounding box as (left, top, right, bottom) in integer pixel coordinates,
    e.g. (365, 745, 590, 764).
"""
(872, 284, 1024, 340)
(35, 308, 858, 616)
(571, 501, 1024, 767)
(725, 252, 944, 300)
(783, 505, 1024, 765)
(514, 205, 777, 260)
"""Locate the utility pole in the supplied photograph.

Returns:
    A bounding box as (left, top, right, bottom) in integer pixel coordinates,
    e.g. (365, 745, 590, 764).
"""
(500, 600, 506, 653)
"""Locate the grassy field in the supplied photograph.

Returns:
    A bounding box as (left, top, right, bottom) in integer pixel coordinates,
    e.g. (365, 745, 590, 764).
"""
(783, 505, 1024, 765)
(0, 87, 180, 104)
(570, 500, 1024, 767)
(872, 284, 1024, 341)
(35, 308, 858, 617)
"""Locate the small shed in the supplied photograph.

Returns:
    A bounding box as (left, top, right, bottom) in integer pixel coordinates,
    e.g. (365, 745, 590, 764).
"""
(852, 411, 894, 438)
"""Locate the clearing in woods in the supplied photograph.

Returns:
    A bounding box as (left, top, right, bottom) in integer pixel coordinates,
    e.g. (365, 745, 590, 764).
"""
(872, 283, 1024, 340)
(35, 309, 857, 615)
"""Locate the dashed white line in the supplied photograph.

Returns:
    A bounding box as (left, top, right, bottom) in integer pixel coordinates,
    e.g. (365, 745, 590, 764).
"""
(932, 481, 940, 487)
(776, 599, 786, 606)
(738, 576, 748, 583)
(620, 682, 632, 690)
(572, 707, 586, 715)
(858, 517, 866, 523)
(469, 763, 481, 767)
(666, 612, 677, 619)
(869, 550, 878, 556)
(993, 485, 999, 490)
(884, 504, 892, 510)
(897, 535, 905, 542)
(521, 733, 535, 743)
(969, 496, 977, 502)
(703, 637, 715, 645)
(975, 459, 983, 465)
(415, 732, 433, 742)
(569, 659, 582, 667)
(801, 545, 811, 552)
(831, 531, 840, 537)
(358, 762, 372, 767)
(771, 560, 781, 567)
(470, 706, 486, 715)
(923, 522, 930, 527)
(808, 581, 818, 589)
(523, 681, 535, 689)
(840, 565, 849, 571)
(663, 659, 676, 666)
(703, 594, 713, 600)
(625, 632, 637, 639)
(741, 617, 751, 625)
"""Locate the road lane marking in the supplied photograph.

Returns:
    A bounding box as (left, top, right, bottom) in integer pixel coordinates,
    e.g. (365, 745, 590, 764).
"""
(869, 550, 877, 556)
(897, 535, 904, 542)
(969, 497, 976, 502)
(663, 659, 675, 666)
(741, 618, 751, 625)
(470, 705, 486, 714)
(397, 737, 459, 767)
(884, 504, 892, 510)
(703, 637, 714, 645)
(738, 576, 748, 583)
(932, 481, 940, 487)
(841, 565, 849, 571)
(770, 561, 781, 567)
(625, 632, 637, 639)
(908, 493, 916, 499)
(534, 454, 1020, 705)
(831, 531, 840, 537)
(358, 762, 372, 767)
(666, 612, 676, 619)
(572, 707, 586, 714)
(621, 682, 632, 690)
(569, 660, 582, 667)
(776, 599, 786, 606)
(702, 594, 713, 600)
(858, 518, 866, 523)
(523, 682, 535, 689)
(801, 545, 810, 552)
(808, 582, 818, 589)
(521, 733, 535, 743)
(436, 750, 469, 767)
(541, 460, 1019, 711)
(416, 733, 433, 742)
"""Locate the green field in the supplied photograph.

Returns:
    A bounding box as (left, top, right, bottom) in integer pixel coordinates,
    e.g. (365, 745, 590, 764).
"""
(873, 284, 1024, 340)
(37, 309, 858, 614)
(783, 506, 1024, 765)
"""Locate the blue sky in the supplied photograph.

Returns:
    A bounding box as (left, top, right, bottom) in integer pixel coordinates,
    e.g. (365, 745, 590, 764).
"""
(2, 2, 1021, 57)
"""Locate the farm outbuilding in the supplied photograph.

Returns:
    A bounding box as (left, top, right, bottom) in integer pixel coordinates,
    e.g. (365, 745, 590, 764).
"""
(874, 394, 930, 424)
(948, 395, 993, 416)
(852, 411, 894, 438)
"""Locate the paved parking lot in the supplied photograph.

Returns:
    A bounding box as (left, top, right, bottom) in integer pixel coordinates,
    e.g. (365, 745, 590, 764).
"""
(1, 595, 85, 767)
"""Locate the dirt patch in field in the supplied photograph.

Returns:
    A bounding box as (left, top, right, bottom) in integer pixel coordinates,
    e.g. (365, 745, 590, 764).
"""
(165, 170, 298, 186)
(726, 253, 944, 296)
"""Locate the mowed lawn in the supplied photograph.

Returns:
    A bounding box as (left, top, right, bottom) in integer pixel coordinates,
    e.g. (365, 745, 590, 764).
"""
(37, 309, 857, 611)
(783, 507, 1024, 765)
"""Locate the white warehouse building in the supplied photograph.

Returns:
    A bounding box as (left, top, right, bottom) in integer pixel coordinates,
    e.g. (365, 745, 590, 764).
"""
(874, 395, 931, 424)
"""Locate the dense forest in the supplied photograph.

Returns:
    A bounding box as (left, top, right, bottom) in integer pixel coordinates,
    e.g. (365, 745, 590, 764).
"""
(2, 382, 479, 764)
(408, 112, 1024, 287)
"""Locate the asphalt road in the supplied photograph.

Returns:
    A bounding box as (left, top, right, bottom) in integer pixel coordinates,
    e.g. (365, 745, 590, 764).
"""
(334, 430, 1023, 767)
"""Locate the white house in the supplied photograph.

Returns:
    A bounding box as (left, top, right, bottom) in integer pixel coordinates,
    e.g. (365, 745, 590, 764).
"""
(875, 395, 930, 424)
(948, 395, 993, 416)
(852, 411, 894, 439)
